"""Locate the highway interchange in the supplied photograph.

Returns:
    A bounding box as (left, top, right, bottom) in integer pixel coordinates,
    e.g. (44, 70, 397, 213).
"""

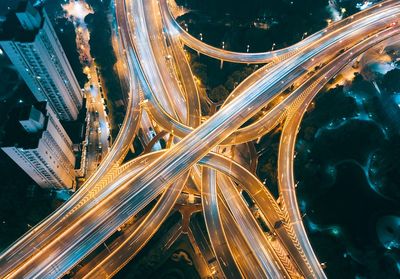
(1, 0, 400, 278)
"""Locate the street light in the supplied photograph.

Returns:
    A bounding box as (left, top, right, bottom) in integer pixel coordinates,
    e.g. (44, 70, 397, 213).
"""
(246, 44, 250, 53)
(301, 32, 308, 40)
(271, 42, 276, 51)
(222, 41, 225, 49)
(199, 33, 203, 41)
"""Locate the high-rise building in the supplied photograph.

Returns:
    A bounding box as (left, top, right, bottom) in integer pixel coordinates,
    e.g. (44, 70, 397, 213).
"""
(1, 102, 76, 189)
(0, 0, 83, 121)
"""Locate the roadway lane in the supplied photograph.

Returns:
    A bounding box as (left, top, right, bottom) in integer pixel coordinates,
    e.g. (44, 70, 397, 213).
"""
(73, 171, 189, 278)
(128, 0, 186, 123)
(218, 195, 268, 277)
(205, 152, 314, 277)
(157, 0, 202, 128)
(201, 167, 242, 278)
(217, 174, 288, 278)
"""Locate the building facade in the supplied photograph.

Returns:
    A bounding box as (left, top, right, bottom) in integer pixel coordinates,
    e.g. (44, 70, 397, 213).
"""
(1, 102, 76, 189)
(0, 1, 83, 121)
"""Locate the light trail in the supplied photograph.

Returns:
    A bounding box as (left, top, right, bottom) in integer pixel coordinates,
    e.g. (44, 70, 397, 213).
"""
(1, 1, 399, 278)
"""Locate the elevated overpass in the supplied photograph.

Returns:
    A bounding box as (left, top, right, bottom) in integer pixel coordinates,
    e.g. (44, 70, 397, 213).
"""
(0, 0, 399, 278)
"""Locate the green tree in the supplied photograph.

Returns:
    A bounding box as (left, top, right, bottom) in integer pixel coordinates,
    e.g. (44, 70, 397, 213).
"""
(209, 85, 229, 103)
(190, 61, 208, 84)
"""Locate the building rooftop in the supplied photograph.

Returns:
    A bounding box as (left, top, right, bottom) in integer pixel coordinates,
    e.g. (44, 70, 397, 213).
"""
(0, 0, 43, 42)
(1, 101, 48, 149)
(0, 1, 23, 18)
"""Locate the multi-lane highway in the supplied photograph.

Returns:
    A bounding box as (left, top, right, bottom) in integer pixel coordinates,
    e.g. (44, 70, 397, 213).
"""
(161, 0, 398, 63)
(1, 0, 399, 278)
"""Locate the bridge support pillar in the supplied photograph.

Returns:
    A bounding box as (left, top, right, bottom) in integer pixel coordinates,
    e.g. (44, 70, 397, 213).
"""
(130, 143, 135, 153)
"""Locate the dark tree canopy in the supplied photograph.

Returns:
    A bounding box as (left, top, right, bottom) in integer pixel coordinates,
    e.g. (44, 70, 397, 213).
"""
(381, 68, 400, 93)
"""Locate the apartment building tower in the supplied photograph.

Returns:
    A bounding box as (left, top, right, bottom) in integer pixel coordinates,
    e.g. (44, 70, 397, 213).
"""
(0, 0, 83, 121)
(1, 102, 76, 189)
